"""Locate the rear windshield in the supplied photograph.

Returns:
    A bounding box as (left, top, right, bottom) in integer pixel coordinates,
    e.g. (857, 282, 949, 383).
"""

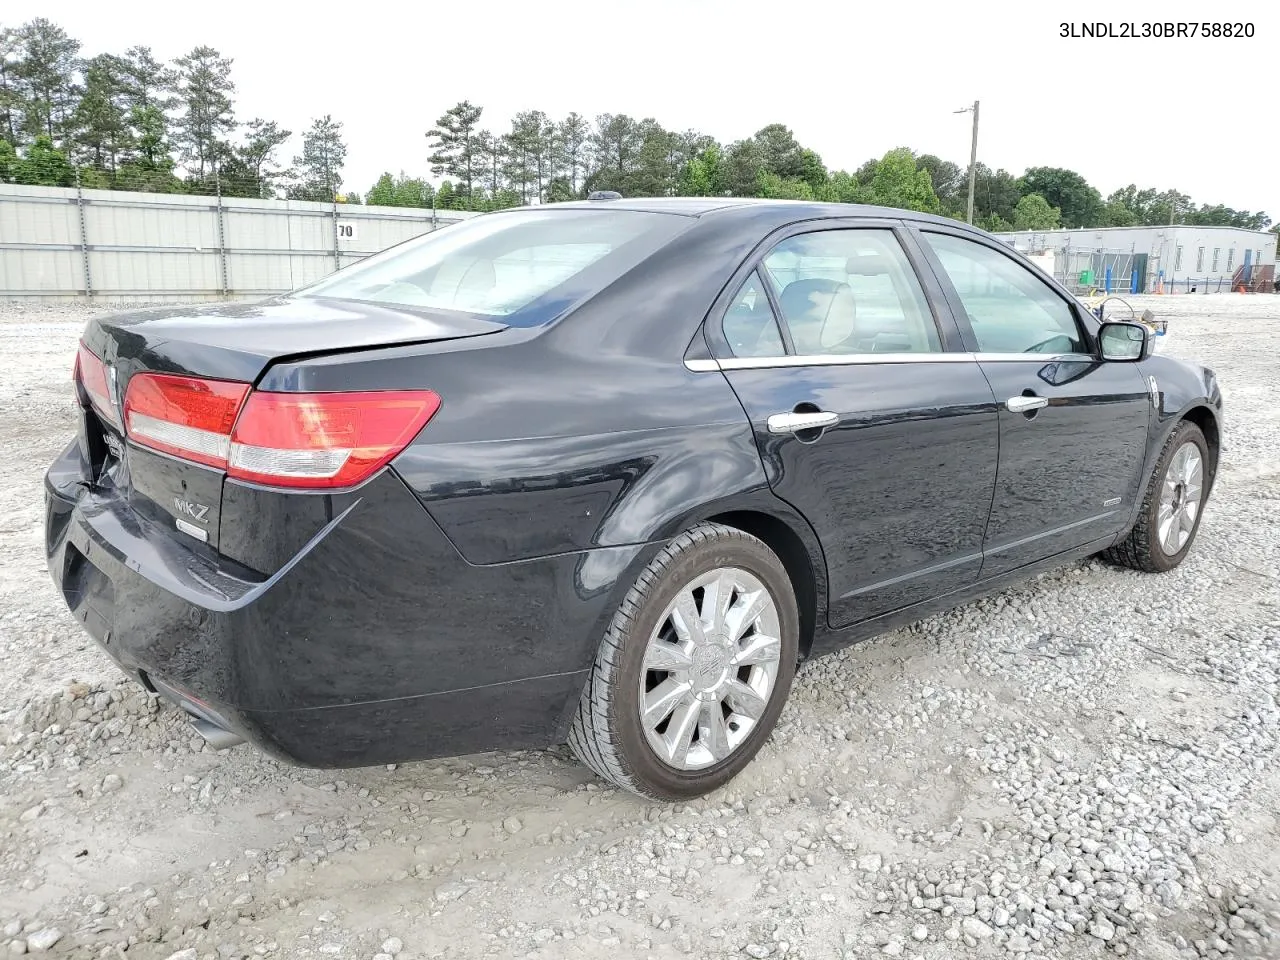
(296, 208, 687, 326)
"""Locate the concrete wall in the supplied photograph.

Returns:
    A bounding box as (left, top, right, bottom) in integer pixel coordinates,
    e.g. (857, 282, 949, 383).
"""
(0, 183, 477, 302)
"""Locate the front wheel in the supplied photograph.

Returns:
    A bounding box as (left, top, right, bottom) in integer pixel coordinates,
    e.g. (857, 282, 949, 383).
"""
(1105, 420, 1210, 573)
(568, 523, 799, 800)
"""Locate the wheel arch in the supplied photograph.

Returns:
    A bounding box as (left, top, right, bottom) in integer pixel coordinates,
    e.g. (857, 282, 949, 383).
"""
(1178, 404, 1221, 492)
(700, 507, 823, 661)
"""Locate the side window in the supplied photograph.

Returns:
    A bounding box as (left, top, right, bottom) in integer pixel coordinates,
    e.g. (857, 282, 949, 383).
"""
(921, 232, 1086, 355)
(760, 229, 941, 355)
(721, 271, 785, 358)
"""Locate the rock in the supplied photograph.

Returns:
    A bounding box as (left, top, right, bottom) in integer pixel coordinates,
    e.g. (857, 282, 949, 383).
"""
(961, 918, 994, 940)
(380, 938, 403, 956)
(19, 805, 43, 823)
(911, 925, 928, 942)
(163, 951, 198, 960)
(3, 922, 21, 938)
(102, 773, 124, 792)
(10, 942, 27, 956)
(503, 817, 523, 834)
(744, 945, 772, 959)
(881, 939, 903, 956)
(1089, 916, 1116, 941)
(857, 853, 883, 872)
(434, 882, 468, 903)
(25, 930, 62, 953)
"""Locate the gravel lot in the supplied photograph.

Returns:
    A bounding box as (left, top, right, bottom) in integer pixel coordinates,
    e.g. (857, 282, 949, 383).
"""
(1, 295, 1277, 960)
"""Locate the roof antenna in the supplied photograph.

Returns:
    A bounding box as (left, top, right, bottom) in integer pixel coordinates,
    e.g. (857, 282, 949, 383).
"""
(587, 191, 622, 201)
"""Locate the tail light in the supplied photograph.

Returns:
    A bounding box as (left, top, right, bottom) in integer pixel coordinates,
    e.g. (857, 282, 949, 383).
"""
(123, 373, 250, 468)
(122, 372, 440, 489)
(74, 343, 122, 429)
(227, 391, 441, 489)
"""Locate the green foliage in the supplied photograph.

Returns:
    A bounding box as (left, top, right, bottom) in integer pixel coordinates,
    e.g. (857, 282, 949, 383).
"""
(427, 100, 483, 199)
(365, 171, 433, 208)
(865, 148, 940, 214)
(171, 45, 235, 178)
(12, 133, 72, 185)
(0, 137, 17, 180)
(979, 214, 1013, 233)
(289, 114, 346, 201)
(11, 18, 80, 143)
(1012, 193, 1062, 230)
(1019, 167, 1103, 229)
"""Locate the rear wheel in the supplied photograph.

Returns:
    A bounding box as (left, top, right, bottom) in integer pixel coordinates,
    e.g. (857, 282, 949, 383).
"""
(568, 523, 799, 800)
(1105, 420, 1210, 573)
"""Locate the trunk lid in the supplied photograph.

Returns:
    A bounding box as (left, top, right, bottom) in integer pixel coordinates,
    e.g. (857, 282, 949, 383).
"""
(79, 296, 504, 554)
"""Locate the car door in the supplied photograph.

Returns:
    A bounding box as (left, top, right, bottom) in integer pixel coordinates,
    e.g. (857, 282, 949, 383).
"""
(703, 221, 1001, 628)
(913, 227, 1152, 578)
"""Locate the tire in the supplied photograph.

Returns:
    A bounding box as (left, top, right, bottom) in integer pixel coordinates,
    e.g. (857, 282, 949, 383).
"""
(568, 522, 800, 801)
(1104, 420, 1210, 573)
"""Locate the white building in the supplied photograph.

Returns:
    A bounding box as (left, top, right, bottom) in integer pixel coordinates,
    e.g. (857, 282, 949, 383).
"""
(995, 224, 1277, 295)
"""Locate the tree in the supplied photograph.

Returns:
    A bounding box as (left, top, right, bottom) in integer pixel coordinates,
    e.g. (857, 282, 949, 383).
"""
(233, 118, 291, 197)
(427, 100, 483, 199)
(916, 154, 966, 217)
(12, 18, 81, 145)
(365, 171, 433, 208)
(1012, 193, 1062, 230)
(0, 28, 21, 145)
(1019, 167, 1103, 228)
(291, 114, 346, 201)
(0, 137, 16, 181)
(752, 123, 806, 180)
(171, 45, 236, 178)
(589, 113, 642, 186)
(721, 138, 765, 196)
(557, 112, 589, 194)
(681, 143, 723, 196)
(72, 54, 131, 172)
(865, 148, 939, 213)
(12, 133, 73, 185)
(972, 164, 1022, 225)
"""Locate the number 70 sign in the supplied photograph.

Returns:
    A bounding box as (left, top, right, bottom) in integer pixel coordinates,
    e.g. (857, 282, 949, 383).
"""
(337, 222, 358, 241)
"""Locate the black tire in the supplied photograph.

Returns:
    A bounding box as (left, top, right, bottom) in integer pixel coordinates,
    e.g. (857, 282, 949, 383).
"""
(1104, 420, 1210, 573)
(568, 522, 800, 801)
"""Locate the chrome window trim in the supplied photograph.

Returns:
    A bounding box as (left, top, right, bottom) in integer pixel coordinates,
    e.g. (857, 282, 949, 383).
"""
(685, 351, 1098, 373)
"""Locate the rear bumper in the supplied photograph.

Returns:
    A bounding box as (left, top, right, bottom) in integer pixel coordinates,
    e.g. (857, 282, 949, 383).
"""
(44, 439, 653, 767)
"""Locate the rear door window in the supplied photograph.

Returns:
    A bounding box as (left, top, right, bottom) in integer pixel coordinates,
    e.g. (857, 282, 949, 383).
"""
(760, 229, 942, 355)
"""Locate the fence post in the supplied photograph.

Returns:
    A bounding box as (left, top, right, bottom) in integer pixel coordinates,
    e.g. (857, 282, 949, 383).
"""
(74, 168, 93, 300)
(332, 193, 341, 273)
(214, 168, 229, 297)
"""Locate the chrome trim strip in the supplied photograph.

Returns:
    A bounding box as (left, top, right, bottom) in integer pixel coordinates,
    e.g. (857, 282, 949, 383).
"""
(972, 352, 1097, 363)
(687, 351, 1100, 372)
(684, 358, 722, 373)
(175, 517, 209, 542)
(710, 353, 978, 370)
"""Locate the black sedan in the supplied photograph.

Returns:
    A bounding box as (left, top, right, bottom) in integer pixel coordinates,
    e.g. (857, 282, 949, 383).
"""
(45, 197, 1222, 800)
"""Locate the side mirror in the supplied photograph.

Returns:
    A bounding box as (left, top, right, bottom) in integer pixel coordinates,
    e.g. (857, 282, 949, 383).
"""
(1098, 321, 1149, 362)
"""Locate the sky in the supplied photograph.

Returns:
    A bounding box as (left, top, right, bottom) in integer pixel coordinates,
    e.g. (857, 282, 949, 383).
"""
(18, 0, 1280, 223)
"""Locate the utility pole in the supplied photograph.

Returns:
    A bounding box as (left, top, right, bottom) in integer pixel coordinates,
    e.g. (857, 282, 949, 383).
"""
(954, 100, 980, 225)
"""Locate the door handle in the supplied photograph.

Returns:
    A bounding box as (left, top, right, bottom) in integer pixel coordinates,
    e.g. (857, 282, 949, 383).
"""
(1006, 395, 1049, 413)
(767, 411, 840, 435)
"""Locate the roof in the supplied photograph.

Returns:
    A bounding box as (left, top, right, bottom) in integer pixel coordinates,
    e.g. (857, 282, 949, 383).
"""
(536, 196, 981, 230)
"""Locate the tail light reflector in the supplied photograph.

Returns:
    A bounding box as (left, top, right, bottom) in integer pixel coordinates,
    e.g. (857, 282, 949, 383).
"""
(227, 391, 441, 488)
(123, 373, 250, 468)
(74, 342, 122, 429)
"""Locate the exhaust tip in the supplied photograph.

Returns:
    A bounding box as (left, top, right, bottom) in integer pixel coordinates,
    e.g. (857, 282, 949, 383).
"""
(190, 716, 245, 751)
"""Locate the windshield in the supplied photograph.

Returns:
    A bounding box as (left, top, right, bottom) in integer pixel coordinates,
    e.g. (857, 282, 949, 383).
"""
(296, 208, 687, 326)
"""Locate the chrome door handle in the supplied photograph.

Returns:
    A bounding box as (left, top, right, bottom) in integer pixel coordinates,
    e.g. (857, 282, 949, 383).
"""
(767, 411, 840, 435)
(1006, 395, 1049, 413)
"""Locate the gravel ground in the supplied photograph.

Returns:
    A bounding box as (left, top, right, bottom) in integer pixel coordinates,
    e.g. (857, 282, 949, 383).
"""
(0, 295, 1277, 960)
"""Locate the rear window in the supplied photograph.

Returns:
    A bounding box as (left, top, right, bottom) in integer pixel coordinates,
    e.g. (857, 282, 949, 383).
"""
(296, 208, 686, 326)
